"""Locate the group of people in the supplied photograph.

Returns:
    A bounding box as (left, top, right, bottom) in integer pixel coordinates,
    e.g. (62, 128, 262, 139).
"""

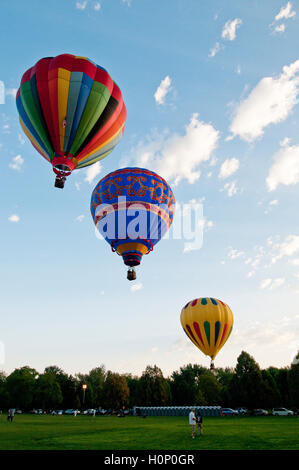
(189, 408, 203, 439)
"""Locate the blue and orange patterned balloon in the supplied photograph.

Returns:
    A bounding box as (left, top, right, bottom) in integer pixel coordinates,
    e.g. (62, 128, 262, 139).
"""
(90, 167, 175, 278)
(180, 297, 234, 369)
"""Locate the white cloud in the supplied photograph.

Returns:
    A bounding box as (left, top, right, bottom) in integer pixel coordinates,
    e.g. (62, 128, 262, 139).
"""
(260, 278, 285, 290)
(5, 88, 17, 98)
(274, 23, 286, 33)
(76, 1, 87, 9)
(218, 157, 239, 179)
(154, 76, 172, 105)
(222, 180, 238, 197)
(9, 154, 24, 171)
(229, 60, 299, 142)
(275, 2, 296, 21)
(209, 42, 221, 57)
(94, 1, 101, 10)
(266, 141, 299, 191)
(75, 215, 85, 222)
(271, 235, 299, 263)
(130, 282, 143, 292)
(8, 214, 20, 223)
(85, 161, 102, 184)
(125, 113, 219, 185)
(222, 18, 242, 41)
(227, 247, 244, 259)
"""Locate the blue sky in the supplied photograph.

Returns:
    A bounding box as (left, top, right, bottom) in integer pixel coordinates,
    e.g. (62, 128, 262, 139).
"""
(1, 0, 299, 377)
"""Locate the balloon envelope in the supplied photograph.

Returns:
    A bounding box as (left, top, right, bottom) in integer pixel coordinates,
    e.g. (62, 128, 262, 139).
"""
(90, 167, 175, 273)
(180, 297, 234, 364)
(16, 54, 126, 185)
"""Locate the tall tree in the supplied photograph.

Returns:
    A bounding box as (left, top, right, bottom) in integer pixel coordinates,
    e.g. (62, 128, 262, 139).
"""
(229, 351, 266, 409)
(137, 365, 171, 406)
(288, 352, 299, 408)
(102, 371, 129, 410)
(6, 366, 39, 410)
(35, 372, 63, 410)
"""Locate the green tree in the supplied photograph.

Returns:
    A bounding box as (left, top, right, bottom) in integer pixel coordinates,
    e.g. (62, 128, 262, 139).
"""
(228, 351, 266, 409)
(102, 371, 129, 410)
(137, 365, 171, 406)
(87, 366, 106, 408)
(198, 373, 222, 405)
(170, 364, 208, 405)
(6, 366, 39, 410)
(35, 372, 63, 410)
(288, 353, 299, 408)
(44, 366, 79, 409)
(0, 371, 8, 410)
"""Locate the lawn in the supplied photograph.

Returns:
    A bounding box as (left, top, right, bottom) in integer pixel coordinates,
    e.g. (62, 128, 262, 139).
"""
(0, 414, 298, 450)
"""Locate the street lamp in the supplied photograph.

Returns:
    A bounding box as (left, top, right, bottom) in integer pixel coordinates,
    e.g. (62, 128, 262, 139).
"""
(82, 384, 87, 405)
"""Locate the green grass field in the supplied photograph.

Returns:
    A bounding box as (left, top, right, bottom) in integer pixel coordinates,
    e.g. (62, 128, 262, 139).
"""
(0, 414, 298, 450)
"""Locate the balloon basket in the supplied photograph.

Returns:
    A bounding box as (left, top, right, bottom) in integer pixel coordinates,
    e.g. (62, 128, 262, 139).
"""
(54, 175, 66, 189)
(127, 268, 137, 281)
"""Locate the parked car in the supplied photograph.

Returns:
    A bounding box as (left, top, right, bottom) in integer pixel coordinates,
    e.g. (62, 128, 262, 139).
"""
(272, 407, 294, 416)
(57, 410, 64, 415)
(64, 409, 74, 415)
(253, 409, 268, 416)
(236, 408, 248, 415)
(221, 408, 239, 416)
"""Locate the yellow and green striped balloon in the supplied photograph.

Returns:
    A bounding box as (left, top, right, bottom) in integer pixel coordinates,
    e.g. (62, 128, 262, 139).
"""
(180, 297, 234, 369)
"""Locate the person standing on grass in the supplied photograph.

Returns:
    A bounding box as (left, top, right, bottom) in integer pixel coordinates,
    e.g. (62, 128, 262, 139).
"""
(196, 410, 203, 436)
(189, 408, 196, 439)
(7, 409, 15, 422)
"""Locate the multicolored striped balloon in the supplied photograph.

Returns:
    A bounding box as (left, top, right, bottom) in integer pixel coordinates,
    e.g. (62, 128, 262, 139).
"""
(180, 297, 234, 369)
(16, 54, 126, 187)
(90, 167, 175, 279)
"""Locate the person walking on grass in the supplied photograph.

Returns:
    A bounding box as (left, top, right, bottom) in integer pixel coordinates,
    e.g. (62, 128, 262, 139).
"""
(189, 408, 196, 439)
(196, 410, 203, 436)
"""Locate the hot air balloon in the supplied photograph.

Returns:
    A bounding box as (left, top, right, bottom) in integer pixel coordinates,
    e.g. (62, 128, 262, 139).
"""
(16, 54, 126, 188)
(90, 167, 175, 280)
(180, 297, 234, 370)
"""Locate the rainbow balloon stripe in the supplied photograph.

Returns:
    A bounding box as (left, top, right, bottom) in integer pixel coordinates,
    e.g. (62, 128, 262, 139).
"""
(16, 54, 126, 173)
(180, 297, 234, 362)
(90, 167, 175, 268)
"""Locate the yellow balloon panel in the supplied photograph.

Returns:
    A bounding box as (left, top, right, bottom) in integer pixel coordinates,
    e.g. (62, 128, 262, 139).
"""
(180, 297, 233, 361)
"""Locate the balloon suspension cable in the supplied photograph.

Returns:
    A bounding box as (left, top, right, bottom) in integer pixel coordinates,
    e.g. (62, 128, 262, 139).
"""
(127, 268, 136, 281)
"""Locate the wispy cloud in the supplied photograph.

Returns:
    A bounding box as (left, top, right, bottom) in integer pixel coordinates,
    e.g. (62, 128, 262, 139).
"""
(260, 277, 285, 290)
(218, 158, 240, 179)
(275, 1, 296, 21)
(9, 154, 24, 171)
(266, 139, 299, 191)
(8, 214, 20, 223)
(222, 18, 242, 41)
(130, 282, 143, 292)
(85, 161, 102, 184)
(154, 76, 172, 105)
(76, 1, 87, 10)
(270, 2, 296, 34)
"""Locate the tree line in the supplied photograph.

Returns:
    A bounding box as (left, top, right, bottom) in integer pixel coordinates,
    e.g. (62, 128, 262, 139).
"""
(0, 351, 298, 412)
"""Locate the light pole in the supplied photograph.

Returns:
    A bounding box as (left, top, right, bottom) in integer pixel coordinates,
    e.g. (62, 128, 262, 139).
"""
(82, 384, 87, 406)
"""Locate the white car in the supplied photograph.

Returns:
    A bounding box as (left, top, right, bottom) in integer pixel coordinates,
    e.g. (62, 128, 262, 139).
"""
(272, 407, 294, 416)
